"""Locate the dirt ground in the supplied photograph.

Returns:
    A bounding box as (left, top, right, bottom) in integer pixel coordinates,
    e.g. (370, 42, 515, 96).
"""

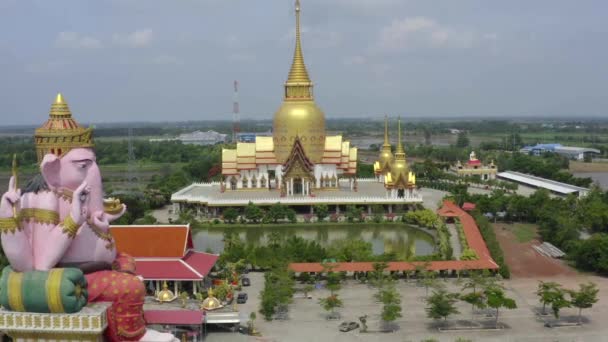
(494, 223, 578, 278)
(569, 160, 608, 173)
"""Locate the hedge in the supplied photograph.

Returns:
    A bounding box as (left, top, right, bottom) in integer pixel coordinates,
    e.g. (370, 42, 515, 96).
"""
(471, 212, 511, 278)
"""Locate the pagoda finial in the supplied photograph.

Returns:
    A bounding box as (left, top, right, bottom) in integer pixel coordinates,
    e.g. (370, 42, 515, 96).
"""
(383, 115, 390, 147)
(396, 117, 405, 155)
(285, 0, 313, 99)
(55, 93, 65, 104)
(49, 92, 72, 118)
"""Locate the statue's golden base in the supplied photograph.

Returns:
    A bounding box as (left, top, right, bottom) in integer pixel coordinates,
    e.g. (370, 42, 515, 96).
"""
(0, 302, 110, 342)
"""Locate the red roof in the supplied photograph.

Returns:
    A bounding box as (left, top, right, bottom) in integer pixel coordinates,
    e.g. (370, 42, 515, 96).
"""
(110, 225, 192, 258)
(135, 260, 202, 280)
(144, 310, 204, 325)
(289, 201, 498, 273)
(134, 252, 219, 281)
(183, 251, 219, 277)
(467, 159, 482, 165)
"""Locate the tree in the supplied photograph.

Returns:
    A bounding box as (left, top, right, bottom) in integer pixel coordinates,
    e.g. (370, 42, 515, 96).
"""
(314, 204, 329, 222)
(223, 208, 238, 224)
(426, 290, 460, 326)
(462, 270, 491, 294)
(345, 205, 363, 223)
(456, 131, 470, 148)
(549, 288, 570, 320)
(247, 312, 257, 335)
(484, 285, 517, 328)
(319, 294, 343, 319)
(303, 284, 314, 298)
(265, 202, 287, 223)
(374, 281, 402, 331)
(286, 208, 297, 223)
(245, 201, 263, 223)
(536, 281, 561, 315)
(371, 261, 388, 286)
(420, 269, 438, 298)
(568, 282, 599, 325)
(460, 292, 486, 324)
(326, 272, 342, 295)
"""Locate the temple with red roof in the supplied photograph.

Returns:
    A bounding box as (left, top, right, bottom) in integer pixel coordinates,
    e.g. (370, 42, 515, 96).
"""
(451, 151, 497, 181)
(109, 224, 219, 294)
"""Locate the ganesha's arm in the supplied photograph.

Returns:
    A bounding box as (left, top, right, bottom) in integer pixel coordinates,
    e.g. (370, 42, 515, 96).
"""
(32, 214, 81, 271)
(0, 217, 34, 272)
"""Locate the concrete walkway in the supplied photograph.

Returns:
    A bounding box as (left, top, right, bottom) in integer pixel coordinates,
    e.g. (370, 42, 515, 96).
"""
(446, 223, 462, 259)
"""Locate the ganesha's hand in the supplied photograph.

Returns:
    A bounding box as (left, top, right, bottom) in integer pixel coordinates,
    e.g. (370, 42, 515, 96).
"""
(0, 176, 21, 218)
(91, 210, 110, 231)
(70, 181, 90, 226)
(105, 204, 126, 223)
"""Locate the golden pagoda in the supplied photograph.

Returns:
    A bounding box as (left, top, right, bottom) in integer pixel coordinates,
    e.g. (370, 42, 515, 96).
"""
(384, 118, 416, 196)
(272, 0, 326, 164)
(155, 281, 176, 303)
(200, 288, 222, 311)
(373, 115, 394, 178)
(220, 0, 357, 194)
(34, 93, 94, 163)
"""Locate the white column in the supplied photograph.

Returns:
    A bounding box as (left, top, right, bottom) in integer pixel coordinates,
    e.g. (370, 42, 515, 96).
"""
(174, 281, 178, 295)
(193, 281, 198, 294)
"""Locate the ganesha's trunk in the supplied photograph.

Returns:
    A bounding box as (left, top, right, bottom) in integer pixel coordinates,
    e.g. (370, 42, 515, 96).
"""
(86, 164, 104, 222)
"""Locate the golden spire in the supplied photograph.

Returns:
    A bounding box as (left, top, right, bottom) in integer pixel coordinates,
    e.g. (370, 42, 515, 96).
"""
(49, 92, 72, 118)
(383, 115, 390, 147)
(395, 117, 405, 158)
(284, 0, 313, 99)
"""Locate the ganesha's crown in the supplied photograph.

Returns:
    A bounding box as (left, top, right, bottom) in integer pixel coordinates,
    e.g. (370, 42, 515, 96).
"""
(34, 93, 94, 162)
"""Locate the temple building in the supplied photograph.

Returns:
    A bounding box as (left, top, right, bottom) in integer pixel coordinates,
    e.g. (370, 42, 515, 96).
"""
(374, 117, 417, 198)
(220, 0, 357, 195)
(451, 151, 497, 181)
(171, 0, 422, 216)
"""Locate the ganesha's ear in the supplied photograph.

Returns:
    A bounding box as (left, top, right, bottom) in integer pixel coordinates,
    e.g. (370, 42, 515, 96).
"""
(40, 153, 61, 189)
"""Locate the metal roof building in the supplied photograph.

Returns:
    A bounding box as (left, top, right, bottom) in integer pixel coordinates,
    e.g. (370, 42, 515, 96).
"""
(497, 171, 589, 197)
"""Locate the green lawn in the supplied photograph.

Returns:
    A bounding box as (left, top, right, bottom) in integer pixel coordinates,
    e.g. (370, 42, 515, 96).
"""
(512, 223, 538, 243)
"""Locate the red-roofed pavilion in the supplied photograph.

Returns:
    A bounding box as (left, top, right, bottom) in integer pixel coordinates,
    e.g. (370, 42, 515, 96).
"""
(110, 224, 219, 295)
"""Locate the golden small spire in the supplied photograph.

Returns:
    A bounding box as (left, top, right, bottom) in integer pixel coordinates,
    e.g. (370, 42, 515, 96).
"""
(383, 115, 390, 147)
(49, 92, 72, 118)
(395, 117, 405, 157)
(285, 0, 313, 99)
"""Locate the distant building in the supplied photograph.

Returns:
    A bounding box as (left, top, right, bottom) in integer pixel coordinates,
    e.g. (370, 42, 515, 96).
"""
(150, 130, 227, 145)
(235, 131, 272, 143)
(497, 171, 589, 198)
(450, 151, 497, 181)
(519, 143, 600, 161)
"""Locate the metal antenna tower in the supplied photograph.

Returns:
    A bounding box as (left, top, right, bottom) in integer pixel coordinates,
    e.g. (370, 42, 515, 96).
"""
(232, 80, 240, 143)
(127, 127, 138, 188)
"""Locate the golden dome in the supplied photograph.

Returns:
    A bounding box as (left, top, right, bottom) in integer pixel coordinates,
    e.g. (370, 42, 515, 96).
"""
(273, 0, 326, 163)
(273, 101, 326, 163)
(201, 288, 223, 311)
(156, 281, 176, 302)
(386, 117, 413, 188)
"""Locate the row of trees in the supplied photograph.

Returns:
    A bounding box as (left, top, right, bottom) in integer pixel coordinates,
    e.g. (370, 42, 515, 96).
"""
(536, 281, 599, 325)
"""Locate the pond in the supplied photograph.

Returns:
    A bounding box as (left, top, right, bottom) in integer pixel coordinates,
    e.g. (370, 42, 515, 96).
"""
(193, 224, 436, 260)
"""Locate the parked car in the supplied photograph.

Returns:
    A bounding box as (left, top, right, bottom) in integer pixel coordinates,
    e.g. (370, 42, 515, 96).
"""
(237, 292, 248, 304)
(338, 321, 359, 332)
(242, 277, 251, 287)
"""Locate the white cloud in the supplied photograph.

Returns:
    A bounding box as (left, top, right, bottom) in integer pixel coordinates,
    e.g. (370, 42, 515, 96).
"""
(55, 32, 102, 49)
(112, 29, 154, 48)
(377, 17, 481, 51)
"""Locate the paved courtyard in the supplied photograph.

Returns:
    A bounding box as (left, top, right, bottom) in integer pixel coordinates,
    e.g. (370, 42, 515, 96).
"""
(206, 272, 608, 342)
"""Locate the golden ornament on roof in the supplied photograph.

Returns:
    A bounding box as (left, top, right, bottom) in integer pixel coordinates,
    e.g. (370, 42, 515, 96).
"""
(156, 281, 176, 303)
(201, 288, 223, 311)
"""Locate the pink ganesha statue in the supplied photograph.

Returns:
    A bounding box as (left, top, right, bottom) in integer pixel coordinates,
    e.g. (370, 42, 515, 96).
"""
(0, 94, 177, 341)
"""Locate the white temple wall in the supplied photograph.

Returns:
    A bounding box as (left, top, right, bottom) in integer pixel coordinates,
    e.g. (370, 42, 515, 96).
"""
(314, 164, 337, 188)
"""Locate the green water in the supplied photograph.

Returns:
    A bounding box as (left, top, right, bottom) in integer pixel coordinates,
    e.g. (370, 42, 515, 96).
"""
(193, 224, 436, 260)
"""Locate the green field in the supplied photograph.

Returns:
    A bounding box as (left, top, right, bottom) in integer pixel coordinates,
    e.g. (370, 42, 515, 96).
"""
(512, 223, 538, 243)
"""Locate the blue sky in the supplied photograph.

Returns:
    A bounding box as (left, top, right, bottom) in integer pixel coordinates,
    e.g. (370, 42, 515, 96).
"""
(0, 0, 606, 125)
